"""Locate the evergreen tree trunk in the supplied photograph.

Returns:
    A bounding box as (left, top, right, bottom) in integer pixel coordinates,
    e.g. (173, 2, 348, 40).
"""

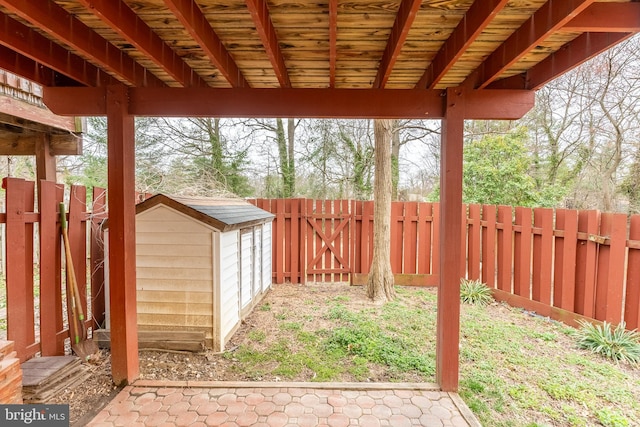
(391, 120, 400, 199)
(367, 119, 395, 303)
(276, 118, 295, 197)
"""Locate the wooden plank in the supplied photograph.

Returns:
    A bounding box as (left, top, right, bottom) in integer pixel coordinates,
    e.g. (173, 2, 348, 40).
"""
(625, 215, 640, 329)
(24, 180, 35, 352)
(38, 181, 61, 356)
(467, 204, 481, 281)
(324, 200, 331, 282)
(513, 207, 532, 298)
(402, 202, 418, 274)
(5, 178, 30, 361)
(275, 199, 285, 283)
(69, 185, 88, 325)
(481, 205, 496, 288)
(0, 93, 79, 134)
(91, 187, 107, 329)
(595, 213, 627, 323)
(93, 329, 205, 352)
(432, 202, 440, 276)
(364, 201, 375, 274)
(390, 201, 404, 274)
(575, 210, 599, 317)
(532, 208, 553, 305)
(553, 209, 577, 311)
(496, 205, 513, 293)
(284, 199, 293, 282)
(351, 273, 438, 287)
(417, 202, 432, 275)
(342, 199, 351, 282)
(290, 199, 300, 283)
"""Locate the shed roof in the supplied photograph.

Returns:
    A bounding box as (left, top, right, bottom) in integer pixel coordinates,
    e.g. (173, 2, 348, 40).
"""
(136, 194, 274, 232)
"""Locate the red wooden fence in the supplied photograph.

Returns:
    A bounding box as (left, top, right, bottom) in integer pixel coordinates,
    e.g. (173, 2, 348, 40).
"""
(1, 178, 106, 361)
(251, 199, 640, 330)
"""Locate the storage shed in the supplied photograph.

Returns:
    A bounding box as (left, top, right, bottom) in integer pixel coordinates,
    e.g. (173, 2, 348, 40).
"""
(112, 194, 274, 352)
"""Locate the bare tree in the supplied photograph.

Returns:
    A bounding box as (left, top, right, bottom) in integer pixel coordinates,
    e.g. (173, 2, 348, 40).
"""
(367, 119, 395, 303)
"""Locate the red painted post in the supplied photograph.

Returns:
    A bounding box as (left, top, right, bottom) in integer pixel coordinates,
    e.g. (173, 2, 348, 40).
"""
(467, 204, 481, 280)
(91, 187, 107, 328)
(436, 87, 464, 392)
(595, 213, 627, 323)
(403, 202, 418, 274)
(23, 180, 36, 353)
(625, 215, 640, 329)
(284, 199, 293, 283)
(417, 202, 433, 274)
(497, 206, 513, 293)
(106, 85, 139, 385)
(390, 202, 404, 273)
(513, 207, 532, 298)
(39, 181, 63, 356)
(532, 208, 553, 304)
(5, 178, 30, 361)
(575, 210, 599, 317)
(481, 205, 496, 288)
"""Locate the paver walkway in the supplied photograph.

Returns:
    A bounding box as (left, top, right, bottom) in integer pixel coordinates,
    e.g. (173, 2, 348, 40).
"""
(87, 380, 481, 427)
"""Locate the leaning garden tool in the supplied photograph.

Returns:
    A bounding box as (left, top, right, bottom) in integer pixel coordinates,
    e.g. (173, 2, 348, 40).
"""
(60, 202, 99, 360)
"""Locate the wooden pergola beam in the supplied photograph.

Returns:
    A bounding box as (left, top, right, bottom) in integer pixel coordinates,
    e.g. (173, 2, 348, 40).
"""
(245, 0, 291, 88)
(372, 0, 422, 89)
(0, 132, 82, 156)
(469, 0, 595, 89)
(0, 0, 165, 87)
(43, 87, 535, 120)
(0, 45, 57, 87)
(0, 14, 115, 87)
(489, 32, 632, 91)
(76, 0, 206, 88)
(563, 2, 640, 32)
(164, 0, 249, 88)
(416, 0, 509, 89)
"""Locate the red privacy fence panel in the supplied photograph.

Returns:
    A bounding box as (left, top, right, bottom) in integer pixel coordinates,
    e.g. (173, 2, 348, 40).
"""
(1, 178, 106, 361)
(252, 199, 640, 329)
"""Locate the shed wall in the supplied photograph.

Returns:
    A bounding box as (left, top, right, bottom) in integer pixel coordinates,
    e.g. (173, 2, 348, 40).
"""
(135, 206, 215, 343)
(219, 230, 240, 343)
(262, 222, 272, 292)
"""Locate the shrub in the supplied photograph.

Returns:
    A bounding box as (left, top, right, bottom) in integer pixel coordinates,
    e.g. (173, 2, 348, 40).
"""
(460, 279, 494, 306)
(576, 321, 640, 364)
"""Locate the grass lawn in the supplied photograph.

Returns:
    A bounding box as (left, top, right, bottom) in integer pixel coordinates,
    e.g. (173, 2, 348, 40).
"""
(210, 283, 640, 427)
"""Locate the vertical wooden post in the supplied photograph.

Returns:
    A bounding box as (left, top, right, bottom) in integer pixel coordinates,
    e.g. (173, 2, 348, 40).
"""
(625, 215, 640, 329)
(437, 87, 464, 392)
(91, 187, 107, 328)
(35, 134, 57, 185)
(106, 85, 139, 385)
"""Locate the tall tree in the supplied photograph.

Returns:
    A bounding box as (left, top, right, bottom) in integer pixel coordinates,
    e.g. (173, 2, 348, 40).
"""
(367, 119, 395, 303)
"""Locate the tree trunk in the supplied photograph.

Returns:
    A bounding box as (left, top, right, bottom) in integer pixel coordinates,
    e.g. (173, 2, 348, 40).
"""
(391, 120, 400, 199)
(367, 119, 395, 303)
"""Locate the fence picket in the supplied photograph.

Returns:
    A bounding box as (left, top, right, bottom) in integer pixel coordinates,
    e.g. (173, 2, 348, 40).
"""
(69, 185, 87, 326)
(625, 215, 640, 329)
(403, 202, 418, 274)
(575, 210, 599, 317)
(497, 206, 513, 293)
(91, 187, 107, 329)
(553, 209, 578, 311)
(417, 202, 432, 275)
(514, 207, 532, 298)
(468, 204, 481, 281)
(390, 202, 404, 273)
(481, 205, 496, 288)
(532, 208, 553, 305)
(595, 213, 627, 323)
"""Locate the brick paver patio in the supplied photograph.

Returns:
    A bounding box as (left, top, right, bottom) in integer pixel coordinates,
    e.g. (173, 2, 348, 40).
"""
(87, 380, 481, 426)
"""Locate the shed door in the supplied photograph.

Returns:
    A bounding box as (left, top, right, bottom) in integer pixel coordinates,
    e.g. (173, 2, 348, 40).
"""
(253, 227, 262, 298)
(240, 229, 253, 308)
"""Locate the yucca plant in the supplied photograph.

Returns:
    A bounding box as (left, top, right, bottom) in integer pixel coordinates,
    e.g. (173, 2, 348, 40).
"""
(576, 320, 640, 364)
(460, 279, 494, 306)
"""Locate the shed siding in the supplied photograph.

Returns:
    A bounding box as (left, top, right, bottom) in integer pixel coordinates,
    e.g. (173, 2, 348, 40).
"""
(253, 227, 262, 298)
(219, 230, 240, 341)
(135, 205, 214, 342)
(262, 222, 272, 292)
(240, 230, 253, 308)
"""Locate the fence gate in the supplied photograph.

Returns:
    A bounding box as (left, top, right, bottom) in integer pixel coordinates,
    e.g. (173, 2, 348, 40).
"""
(303, 200, 354, 283)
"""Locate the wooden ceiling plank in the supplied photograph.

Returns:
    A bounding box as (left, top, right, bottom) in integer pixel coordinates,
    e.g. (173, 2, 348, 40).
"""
(489, 32, 633, 91)
(43, 86, 535, 120)
(470, 0, 596, 89)
(329, 0, 338, 88)
(0, 45, 56, 87)
(245, 0, 291, 88)
(563, 3, 640, 33)
(0, 14, 115, 87)
(163, 0, 249, 88)
(76, 0, 206, 88)
(416, 0, 509, 89)
(373, 0, 422, 89)
(0, 0, 165, 87)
